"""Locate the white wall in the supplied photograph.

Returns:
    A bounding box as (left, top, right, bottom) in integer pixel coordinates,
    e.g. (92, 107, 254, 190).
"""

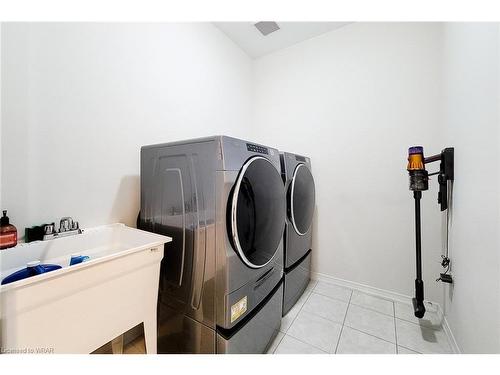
(441, 23, 500, 353)
(1, 23, 253, 235)
(253, 23, 446, 304)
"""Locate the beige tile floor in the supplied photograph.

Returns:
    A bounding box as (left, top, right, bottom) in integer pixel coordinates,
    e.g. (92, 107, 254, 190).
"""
(93, 280, 453, 354)
(268, 280, 453, 354)
(92, 335, 146, 354)
(124, 336, 146, 354)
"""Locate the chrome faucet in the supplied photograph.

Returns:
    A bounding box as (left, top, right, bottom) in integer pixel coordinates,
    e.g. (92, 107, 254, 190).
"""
(43, 217, 82, 240)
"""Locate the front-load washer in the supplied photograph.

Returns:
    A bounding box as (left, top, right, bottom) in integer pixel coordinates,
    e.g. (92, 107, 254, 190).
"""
(280, 152, 316, 315)
(139, 136, 285, 353)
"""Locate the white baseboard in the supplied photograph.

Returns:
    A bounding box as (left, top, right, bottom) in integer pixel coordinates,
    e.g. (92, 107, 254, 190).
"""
(440, 310, 461, 354)
(311, 271, 414, 304)
(311, 271, 461, 353)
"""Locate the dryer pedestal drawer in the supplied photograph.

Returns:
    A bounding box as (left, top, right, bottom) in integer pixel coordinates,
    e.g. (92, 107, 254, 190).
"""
(283, 250, 311, 316)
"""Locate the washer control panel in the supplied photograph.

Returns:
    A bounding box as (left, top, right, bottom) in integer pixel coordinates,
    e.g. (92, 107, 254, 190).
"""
(246, 143, 269, 155)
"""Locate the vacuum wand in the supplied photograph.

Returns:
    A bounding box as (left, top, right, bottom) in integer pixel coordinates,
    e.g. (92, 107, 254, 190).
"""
(407, 147, 428, 318)
(412, 190, 425, 318)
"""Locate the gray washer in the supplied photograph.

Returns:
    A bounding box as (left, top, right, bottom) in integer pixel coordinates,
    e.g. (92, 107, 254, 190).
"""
(140, 136, 285, 353)
(280, 152, 316, 315)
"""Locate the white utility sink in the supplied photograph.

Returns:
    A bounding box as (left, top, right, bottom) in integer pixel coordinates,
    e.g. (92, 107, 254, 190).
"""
(0, 223, 171, 354)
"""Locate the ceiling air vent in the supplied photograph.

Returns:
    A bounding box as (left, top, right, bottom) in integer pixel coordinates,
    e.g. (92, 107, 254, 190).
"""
(254, 22, 280, 36)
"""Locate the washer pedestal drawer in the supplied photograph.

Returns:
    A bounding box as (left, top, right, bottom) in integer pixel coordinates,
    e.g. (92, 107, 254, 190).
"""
(216, 281, 283, 354)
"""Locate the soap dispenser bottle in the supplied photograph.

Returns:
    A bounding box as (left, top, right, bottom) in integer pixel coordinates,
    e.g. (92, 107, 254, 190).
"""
(0, 210, 18, 250)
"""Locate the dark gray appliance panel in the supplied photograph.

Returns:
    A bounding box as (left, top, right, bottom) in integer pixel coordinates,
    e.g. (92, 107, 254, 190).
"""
(157, 154, 194, 297)
(140, 140, 217, 332)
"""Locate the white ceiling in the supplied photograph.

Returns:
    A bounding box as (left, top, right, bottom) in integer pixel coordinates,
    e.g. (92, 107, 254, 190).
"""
(213, 22, 352, 59)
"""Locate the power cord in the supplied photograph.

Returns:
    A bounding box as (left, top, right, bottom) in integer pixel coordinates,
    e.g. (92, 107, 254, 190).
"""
(436, 180, 453, 284)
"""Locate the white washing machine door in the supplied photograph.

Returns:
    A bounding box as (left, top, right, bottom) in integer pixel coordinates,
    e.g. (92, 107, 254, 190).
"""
(289, 163, 315, 236)
(229, 156, 286, 268)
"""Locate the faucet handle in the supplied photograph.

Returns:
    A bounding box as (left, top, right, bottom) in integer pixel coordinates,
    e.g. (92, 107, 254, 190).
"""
(44, 223, 55, 235)
(59, 217, 74, 233)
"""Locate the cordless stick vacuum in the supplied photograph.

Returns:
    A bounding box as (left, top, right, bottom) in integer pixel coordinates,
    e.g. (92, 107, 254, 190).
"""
(407, 146, 454, 318)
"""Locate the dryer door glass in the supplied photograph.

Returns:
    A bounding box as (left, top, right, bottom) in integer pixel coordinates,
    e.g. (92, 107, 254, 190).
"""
(230, 157, 285, 268)
(290, 163, 315, 235)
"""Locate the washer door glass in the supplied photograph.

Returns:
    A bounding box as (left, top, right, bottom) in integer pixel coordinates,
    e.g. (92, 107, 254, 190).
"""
(290, 163, 315, 235)
(230, 157, 285, 268)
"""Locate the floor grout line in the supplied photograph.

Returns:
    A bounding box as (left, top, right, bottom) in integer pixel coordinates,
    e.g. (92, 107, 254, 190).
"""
(350, 289, 395, 303)
(308, 290, 352, 305)
(334, 289, 353, 354)
(397, 345, 422, 354)
(343, 325, 397, 346)
(270, 332, 286, 354)
(312, 289, 352, 304)
(342, 302, 398, 342)
(348, 301, 395, 318)
(279, 334, 329, 354)
(286, 311, 344, 347)
(394, 316, 444, 331)
(300, 301, 350, 326)
(393, 301, 398, 354)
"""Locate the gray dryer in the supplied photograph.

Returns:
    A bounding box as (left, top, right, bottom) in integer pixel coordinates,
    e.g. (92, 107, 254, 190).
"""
(280, 152, 316, 315)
